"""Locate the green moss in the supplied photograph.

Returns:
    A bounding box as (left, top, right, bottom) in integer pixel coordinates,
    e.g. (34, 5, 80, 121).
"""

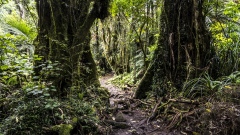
(72, 117, 78, 125)
(51, 124, 73, 135)
(97, 87, 110, 104)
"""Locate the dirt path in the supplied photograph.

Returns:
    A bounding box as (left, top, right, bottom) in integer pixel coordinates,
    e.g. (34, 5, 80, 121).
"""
(100, 73, 170, 135)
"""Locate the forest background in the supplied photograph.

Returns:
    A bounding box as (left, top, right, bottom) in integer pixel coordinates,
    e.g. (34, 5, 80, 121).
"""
(0, 0, 240, 134)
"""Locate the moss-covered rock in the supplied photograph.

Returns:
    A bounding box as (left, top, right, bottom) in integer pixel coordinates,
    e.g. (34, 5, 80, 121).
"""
(51, 124, 73, 135)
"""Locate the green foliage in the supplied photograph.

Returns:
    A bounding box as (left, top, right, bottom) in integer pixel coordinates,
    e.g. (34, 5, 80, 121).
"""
(0, 1, 36, 87)
(0, 83, 99, 134)
(110, 72, 135, 88)
(0, 0, 37, 41)
(183, 73, 223, 98)
(207, 0, 240, 75)
(51, 124, 73, 135)
(110, 0, 146, 17)
(35, 61, 62, 82)
(0, 34, 34, 86)
(219, 71, 240, 84)
(0, 0, 9, 6)
(183, 71, 240, 98)
(96, 0, 161, 75)
(4, 14, 37, 41)
(146, 40, 158, 61)
(0, 1, 103, 134)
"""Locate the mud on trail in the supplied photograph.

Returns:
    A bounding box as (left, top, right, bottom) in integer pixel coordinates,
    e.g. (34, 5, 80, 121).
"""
(99, 73, 172, 135)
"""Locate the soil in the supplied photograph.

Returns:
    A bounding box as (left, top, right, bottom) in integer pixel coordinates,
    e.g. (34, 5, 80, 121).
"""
(99, 73, 176, 135)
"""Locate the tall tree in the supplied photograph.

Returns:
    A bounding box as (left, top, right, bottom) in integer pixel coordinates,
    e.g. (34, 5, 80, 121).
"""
(35, 0, 109, 96)
(135, 0, 214, 98)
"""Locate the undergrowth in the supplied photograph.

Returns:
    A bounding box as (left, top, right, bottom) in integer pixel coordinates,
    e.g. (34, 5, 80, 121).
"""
(109, 72, 136, 88)
(152, 71, 240, 134)
(0, 81, 107, 135)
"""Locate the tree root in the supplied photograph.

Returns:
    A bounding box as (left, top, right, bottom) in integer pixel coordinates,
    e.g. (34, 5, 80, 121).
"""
(147, 98, 162, 125)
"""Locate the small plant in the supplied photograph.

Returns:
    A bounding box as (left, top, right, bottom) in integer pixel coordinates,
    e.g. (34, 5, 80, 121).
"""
(0, 34, 34, 87)
(219, 71, 240, 84)
(183, 73, 225, 98)
(183, 71, 240, 98)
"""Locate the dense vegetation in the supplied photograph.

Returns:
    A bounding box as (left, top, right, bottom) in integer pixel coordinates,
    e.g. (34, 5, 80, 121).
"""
(0, 0, 240, 134)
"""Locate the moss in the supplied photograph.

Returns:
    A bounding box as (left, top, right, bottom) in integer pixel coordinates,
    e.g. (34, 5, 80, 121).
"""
(134, 63, 154, 99)
(97, 87, 110, 103)
(72, 117, 78, 126)
(51, 124, 73, 135)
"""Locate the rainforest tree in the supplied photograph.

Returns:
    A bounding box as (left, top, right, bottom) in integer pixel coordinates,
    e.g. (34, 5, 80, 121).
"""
(35, 0, 109, 96)
(135, 0, 214, 98)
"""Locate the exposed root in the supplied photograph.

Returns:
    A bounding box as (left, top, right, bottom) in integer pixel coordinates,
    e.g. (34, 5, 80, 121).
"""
(147, 98, 162, 125)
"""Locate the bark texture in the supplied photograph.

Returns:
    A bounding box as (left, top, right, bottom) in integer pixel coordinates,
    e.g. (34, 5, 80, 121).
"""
(35, 0, 109, 96)
(135, 0, 213, 99)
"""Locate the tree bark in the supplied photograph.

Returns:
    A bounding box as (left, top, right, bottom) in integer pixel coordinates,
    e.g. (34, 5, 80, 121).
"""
(135, 0, 213, 99)
(35, 0, 109, 96)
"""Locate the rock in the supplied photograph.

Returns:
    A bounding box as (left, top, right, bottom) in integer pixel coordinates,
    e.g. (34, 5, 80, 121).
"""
(115, 112, 127, 122)
(104, 120, 130, 129)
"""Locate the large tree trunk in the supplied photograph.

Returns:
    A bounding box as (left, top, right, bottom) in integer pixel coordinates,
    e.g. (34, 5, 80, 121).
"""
(135, 0, 213, 99)
(35, 0, 109, 96)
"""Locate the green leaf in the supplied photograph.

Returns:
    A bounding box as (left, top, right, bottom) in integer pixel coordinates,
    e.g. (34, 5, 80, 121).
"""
(45, 104, 51, 109)
(0, 65, 8, 70)
(2, 76, 9, 79)
(47, 65, 53, 69)
(43, 93, 50, 97)
(78, 93, 84, 100)
(32, 76, 39, 79)
(51, 88, 57, 92)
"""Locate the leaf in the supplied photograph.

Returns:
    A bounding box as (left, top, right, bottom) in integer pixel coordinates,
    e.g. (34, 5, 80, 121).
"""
(224, 85, 232, 89)
(47, 65, 53, 69)
(78, 93, 84, 100)
(51, 88, 57, 92)
(7, 76, 18, 85)
(0, 65, 8, 70)
(43, 93, 50, 97)
(45, 104, 51, 109)
(32, 76, 39, 79)
(2, 76, 9, 79)
(206, 109, 211, 113)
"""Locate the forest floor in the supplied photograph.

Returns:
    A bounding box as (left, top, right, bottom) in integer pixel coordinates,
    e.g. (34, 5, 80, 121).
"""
(99, 73, 177, 135)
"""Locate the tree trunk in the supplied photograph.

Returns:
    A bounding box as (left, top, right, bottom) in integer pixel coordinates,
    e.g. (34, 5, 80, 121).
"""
(35, 0, 109, 96)
(135, 0, 213, 99)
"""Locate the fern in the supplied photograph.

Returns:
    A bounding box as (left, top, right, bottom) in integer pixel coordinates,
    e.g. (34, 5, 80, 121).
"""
(5, 15, 37, 41)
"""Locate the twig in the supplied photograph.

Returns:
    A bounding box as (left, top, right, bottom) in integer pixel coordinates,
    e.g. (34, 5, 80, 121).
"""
(133, 99, 151, 106)
(168, 98, 200, 105)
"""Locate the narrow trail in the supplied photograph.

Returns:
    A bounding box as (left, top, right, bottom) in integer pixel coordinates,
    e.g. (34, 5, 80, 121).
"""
(100, 73, 170, 135)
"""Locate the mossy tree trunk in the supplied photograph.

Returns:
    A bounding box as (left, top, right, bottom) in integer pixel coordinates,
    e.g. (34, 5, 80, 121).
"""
(135, 0, 214, 99)
(35, 0, 109, 96)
